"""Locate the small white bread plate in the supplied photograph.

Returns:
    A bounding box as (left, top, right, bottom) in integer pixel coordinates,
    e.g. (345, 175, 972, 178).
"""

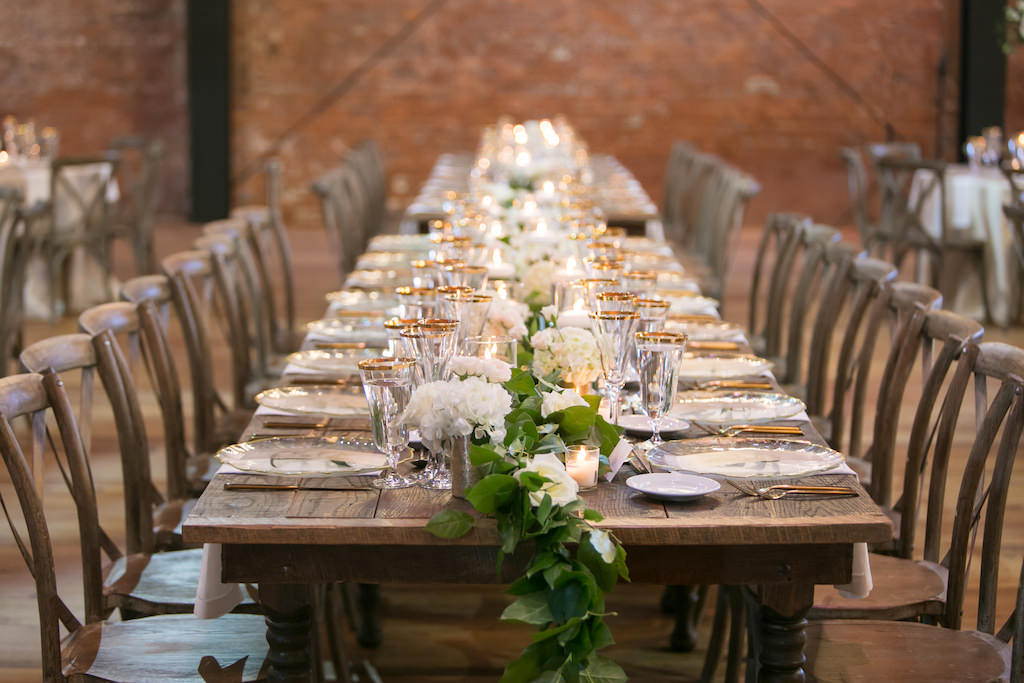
(615, 414, 690, 436)
(625, 472, 721, 502)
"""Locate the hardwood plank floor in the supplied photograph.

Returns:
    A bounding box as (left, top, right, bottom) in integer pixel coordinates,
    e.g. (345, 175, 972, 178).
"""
(0, 218, 1020, 681)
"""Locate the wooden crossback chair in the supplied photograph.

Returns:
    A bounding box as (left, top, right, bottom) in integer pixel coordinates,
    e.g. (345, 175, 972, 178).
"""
(841, 142, 921, 255)
(312, 164, 360, 282)
(1001, 203, 1024, 324)
(108, 136, 163, 274)
(0, 185, 32, 376)
(660, 141, 695, 240)
(804, 340, 1024, 683)
(811, 309, 984, 622)
(161, 251, 251, 454)
(0, 371, 269, 681)
(44, 154, 119, 320)
(348, 140, 389, 237)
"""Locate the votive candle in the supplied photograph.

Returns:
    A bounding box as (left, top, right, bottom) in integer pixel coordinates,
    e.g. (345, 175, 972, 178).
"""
(565, 445, 599, 490)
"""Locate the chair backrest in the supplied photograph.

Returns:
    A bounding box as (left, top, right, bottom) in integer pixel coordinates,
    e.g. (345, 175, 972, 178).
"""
(876, 156, 947, 253)
(350, 140, 387, 236)
(50, 154, 118, 239)
(748, 213, 804, 344)
(0, 186, 27, 375)
(660, 141, 694, 232)
(312, 166, 353, 281)
(20, 330, 158, 556)
(897, 341, 1024, 639)
(776, 223, 842, 385)
(108, 136, 164, 273)
(701, 166, 760, 303)
(834, 281, 943, 468)
(0, 371, 106, 680)
(812, 256, 898, 422)
(840, 147, 872, 246)
(161, 250, 227, 454)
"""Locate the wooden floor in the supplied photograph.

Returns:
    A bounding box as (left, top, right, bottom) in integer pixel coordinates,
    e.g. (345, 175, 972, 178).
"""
(0, 218, 1021, 681)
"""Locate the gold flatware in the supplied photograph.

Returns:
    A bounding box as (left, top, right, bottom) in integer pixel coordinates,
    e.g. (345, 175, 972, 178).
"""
(727, 480, 857, 500)
(285, 377, 355, 386)
(687, 341, 742, 351)
(314, 341, 369, 350)
(691, 422, 804, 437)
(260, 421, 368, 431)
(697, 380, 774, 390)
(224, 481, 373, 492)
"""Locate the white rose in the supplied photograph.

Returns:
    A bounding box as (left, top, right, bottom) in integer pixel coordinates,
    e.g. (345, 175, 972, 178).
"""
(540, 304, 558, 320)
(516, 452, 579, 507)
(540, 388, 588, 418)
(589, 529, 616, 564)
(521, 260, 555, 305)
(450, 356, 512, 383)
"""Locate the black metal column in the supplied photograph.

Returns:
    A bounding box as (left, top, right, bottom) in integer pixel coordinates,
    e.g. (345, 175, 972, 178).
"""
(959, 0, 1007, 147)
(187, 0, 230, 221)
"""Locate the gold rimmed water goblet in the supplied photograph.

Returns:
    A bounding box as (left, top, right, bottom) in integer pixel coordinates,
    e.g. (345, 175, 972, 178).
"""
(622, 271, 658, 297)
(634, 331, 688, 449)
(590, 310, 640, 427)
(594, 291, 636, 313)
(576, 278, 618, 310)
(383, 317, 419, 358)
(358, 357, 417, 489)
(635, 298, 671, 334)
(443, 293, 493, 350)
(395, 286, 436, 320)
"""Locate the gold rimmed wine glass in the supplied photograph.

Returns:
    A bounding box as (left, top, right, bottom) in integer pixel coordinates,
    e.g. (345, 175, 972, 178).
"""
(358, 357, 417, 489)
(634, 332, 688, 448)
(383, 317, 419, 358)
(443, 293, 493, 350)
(395, 286, 436, 320)
(576, 278, 618, 309)
(590, 310, 640, 427)
(594, 291, 636, 313)
(635, 298, 671, 334)
(622, 270, 658, 297)
(399, 320, 459, 383)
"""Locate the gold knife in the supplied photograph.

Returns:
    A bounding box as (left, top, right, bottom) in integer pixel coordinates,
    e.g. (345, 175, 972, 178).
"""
(224, 481, 373, 492)
(687, 341, 742, 351)
(314, 341, 369, 349)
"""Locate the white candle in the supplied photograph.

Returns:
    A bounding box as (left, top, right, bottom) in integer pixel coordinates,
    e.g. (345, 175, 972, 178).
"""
(486, 248, 516, 280)
(557, 307, 591, 329)
(565, 445, 599, 490)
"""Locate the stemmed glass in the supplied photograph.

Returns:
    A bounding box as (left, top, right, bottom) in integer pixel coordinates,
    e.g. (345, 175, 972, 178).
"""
(358, 358, 417, 489)
(590, 311, 640, 427)
(622, 271, 658, 297)
(395, 286, 436, 320)
(577, 278, 618, 309)
(594, 291, 636, 313)
(443, 293, 493, 351)
(383, 317, 418, 358)
(635, 298, 671, 334)
(634, 332, 687, 449)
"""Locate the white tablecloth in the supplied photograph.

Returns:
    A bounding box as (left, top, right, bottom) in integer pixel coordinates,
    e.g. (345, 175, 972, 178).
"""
(0, 159, 120, 319)
(912, 165, 1018, 326)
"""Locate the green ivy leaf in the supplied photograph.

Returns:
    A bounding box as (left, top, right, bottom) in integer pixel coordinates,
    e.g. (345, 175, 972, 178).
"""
(504, 368, 537, 396)
(577, 534, 618, 593)
(469, 444, 502, 467)
(592, 415, 622, 456)
(582, 395, 601, 412)
(534, 671, 566, 683)
(547, 577, 590, 624)
(501, 592, 554, 625)
(614, 545, 630, 582)
(553, 405, 597, 443)
(582, 508, 604, 522)
(536, 494, 553, 525)
(466, 474, 518, 514)
(499, 642, 543, 683)
(424, 509, 475, 539)
(588, 619, 615, 651)
(580, 655, 627, 683)
(526, 551, 560, 578)
(530, 616, 581, 644)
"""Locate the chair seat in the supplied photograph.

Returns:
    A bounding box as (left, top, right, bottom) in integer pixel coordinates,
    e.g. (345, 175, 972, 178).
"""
(63, 613, 268, 682)
(810, 553, 946, 620)
(154, 497, 199, 549)
(103, 548, 259, 615)
(805, 620, 1009, 683)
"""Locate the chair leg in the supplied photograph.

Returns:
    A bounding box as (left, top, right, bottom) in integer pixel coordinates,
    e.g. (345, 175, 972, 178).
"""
(355, 583, 382, 649)
(324, 584, 354, 682)
(665, 584, 702, 652)
(724, 587, 746, 683)
(699, 586, 730, 683)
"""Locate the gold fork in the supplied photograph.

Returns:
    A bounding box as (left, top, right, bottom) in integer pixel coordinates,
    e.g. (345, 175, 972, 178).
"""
(727, 479, 857, 499)
(691, 422, 804, 437)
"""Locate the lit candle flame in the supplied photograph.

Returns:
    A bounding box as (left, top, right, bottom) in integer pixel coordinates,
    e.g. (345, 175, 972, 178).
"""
(513, 124, 528, 145)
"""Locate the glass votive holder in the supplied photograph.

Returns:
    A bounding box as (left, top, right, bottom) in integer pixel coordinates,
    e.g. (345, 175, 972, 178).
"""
(565, 445, 599, 490)
(462, 335, 518, 366)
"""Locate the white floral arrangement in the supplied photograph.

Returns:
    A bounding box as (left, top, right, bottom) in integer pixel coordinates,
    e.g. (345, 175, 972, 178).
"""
(519, 259, 555, 305)
(530, 326, 602, 388)
(450, 355, 513, 383)
(401, 376, 513, 452)
(482, 298, 530, 339)
(539, 387, 588, 418)
(514, 452, 579, 506)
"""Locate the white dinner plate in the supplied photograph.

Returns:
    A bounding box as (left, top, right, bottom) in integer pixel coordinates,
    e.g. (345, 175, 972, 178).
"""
(615, 414, 690, 436)
(305, 319, 389, 342)
(648, 437, 844, 479)
(217, 436, 385, 475)
(676, 353, 773, 382)
(664, 319, 746, 342)
(286, 349, 381, 374)
(662, 294, 720, 316)
(325, 290, 398, 311)
(625, 472, 721, 502)
(673, 392, 805, 425)
(255, 386, 368, 417)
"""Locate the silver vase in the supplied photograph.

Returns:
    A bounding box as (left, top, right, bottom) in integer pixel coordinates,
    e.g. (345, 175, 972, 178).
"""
(449, 434, 479, 499)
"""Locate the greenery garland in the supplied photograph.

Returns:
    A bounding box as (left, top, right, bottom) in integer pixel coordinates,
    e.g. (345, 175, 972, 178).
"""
(426, 365, 630, 682)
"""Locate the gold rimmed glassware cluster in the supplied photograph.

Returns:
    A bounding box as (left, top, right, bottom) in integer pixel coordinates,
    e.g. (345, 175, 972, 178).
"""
(634, 331, 688, 449)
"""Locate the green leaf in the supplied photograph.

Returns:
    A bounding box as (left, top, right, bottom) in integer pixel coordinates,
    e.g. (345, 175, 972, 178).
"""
(469, 444, 502, 466)
(499, 642, 543, 683)
(466, 474, 518, 514)
(501, 592, 553, 625)
(424, 509, 474, 539)
(588, 619, 615, 651)
(533, 671, 566, 683)
(525, 551, 560, 578)
(547, 578, 590, 624)
(554, 405, 597, 443)
(582, 394, 601, 412)
(508, 573, 546, 595)
(504, 368, 537, 396)
(530, 616, 581, 643)
(519, 395, 543, 422)
(614, 545, 630, 582)
(536, 494, 553, 525)
(582, 508, 603, 522)
(518, 470, 546, 492)
(580, 655, 627, 683)
(592, 415, 622, 456)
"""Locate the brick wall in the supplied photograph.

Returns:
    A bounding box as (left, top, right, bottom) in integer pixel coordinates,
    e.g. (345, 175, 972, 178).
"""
(230, 0, 970, 229)
(1, 0, 188, 213)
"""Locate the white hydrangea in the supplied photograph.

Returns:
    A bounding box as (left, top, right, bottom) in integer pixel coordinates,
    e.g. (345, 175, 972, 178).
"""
(401, 376, 513, 452)
(530, 326, 602, 388)
(539, 388, 588, 418)
(450, 355, 513, 383)
(520, 259, 555, 305)
(482, 298, 530, 340)
(515, 452, 579, 507)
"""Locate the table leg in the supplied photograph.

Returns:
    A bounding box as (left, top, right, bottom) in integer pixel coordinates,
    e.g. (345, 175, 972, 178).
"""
(757, 583, 814, 683)
(260, 583, 313, 683)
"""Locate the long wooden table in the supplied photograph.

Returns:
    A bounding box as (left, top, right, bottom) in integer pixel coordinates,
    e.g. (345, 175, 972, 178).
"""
(184, 379, 891, 682)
